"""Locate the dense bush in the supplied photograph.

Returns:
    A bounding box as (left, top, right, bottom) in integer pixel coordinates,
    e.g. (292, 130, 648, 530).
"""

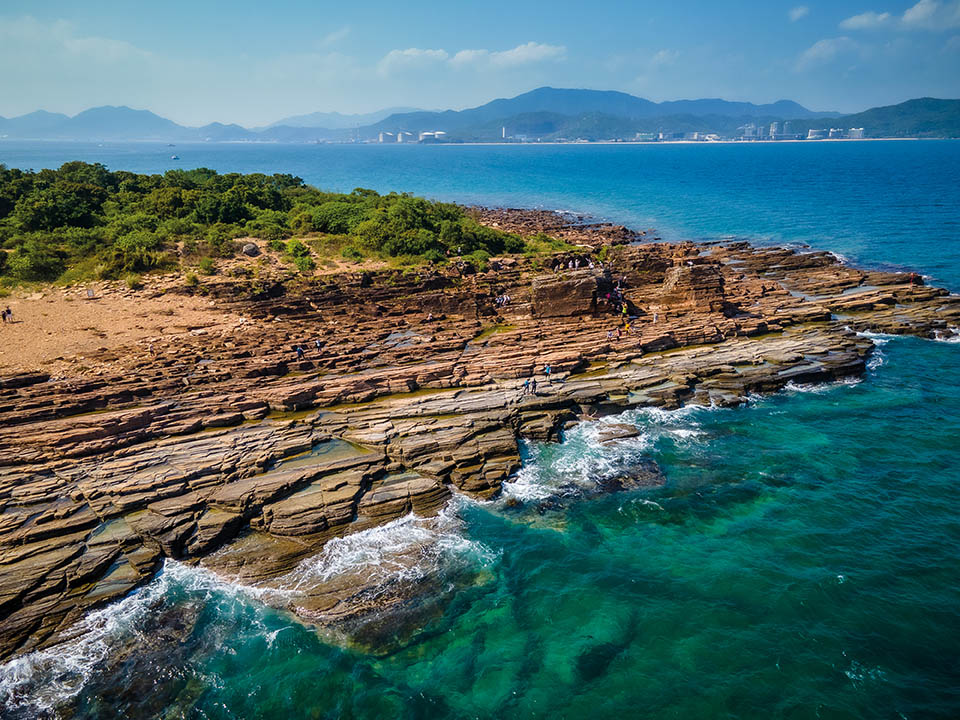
(0, 162, 526, 283)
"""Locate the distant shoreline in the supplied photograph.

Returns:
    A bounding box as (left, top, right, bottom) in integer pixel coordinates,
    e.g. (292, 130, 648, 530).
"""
(0, 136, 949, 147)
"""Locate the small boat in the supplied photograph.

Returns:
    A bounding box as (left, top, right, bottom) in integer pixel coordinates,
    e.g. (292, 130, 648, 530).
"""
(170, 155, 179, 160)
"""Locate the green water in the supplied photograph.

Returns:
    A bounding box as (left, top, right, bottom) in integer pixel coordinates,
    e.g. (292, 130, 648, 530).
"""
(4, 335, 959, 719)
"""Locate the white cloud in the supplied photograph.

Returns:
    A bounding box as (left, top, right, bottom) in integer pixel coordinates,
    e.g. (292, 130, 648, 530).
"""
(901, 0, 960, 28)
(796, 36, 857, 69)
(450, 42, 566, 68)
(650, 49, 680, 67)
(789, 6, 810, 22)
(840, 11, 892, 29)
(903, 0, 940, 25)
(319, 26, 350, 47)
(377, 47, 449, 75)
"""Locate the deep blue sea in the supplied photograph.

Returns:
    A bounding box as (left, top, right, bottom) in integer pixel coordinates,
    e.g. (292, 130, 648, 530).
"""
(1, 140, 959, 719)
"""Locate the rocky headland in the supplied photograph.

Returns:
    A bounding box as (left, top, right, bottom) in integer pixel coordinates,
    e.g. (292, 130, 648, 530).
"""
(1, 209, 958, 661)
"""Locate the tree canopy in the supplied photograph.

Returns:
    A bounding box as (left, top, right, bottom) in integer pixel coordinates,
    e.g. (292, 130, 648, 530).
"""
(0, 162, 524, 283)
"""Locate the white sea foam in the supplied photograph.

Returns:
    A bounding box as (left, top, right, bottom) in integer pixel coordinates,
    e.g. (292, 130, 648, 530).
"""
(0, 502, 492, 714)
(276, 503, 495, 598)
(0, 560, 218, 716)
(502, 405, 713, 502)
(933, 327, 960, 343)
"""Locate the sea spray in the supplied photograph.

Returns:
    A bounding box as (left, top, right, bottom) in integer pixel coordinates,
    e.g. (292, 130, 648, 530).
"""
(276, 502, 497, 598)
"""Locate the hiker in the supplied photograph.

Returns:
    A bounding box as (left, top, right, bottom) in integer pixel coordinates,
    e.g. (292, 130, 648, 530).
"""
(544, 364, 551, 381)
(314, 339, 322, 350)
(0, 309, 6, 324)
(607, 329, 614, 341)
(530, 378, 538, 394)
(295, 346, 304, 360)
(4, 307, 11, 322)
(523, 378, 530, 395)
(617, 327, 622, 339)
(653, 312, 659, 324)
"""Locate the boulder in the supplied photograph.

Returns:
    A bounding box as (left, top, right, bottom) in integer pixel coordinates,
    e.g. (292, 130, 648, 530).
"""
(241, 243, 260, 257)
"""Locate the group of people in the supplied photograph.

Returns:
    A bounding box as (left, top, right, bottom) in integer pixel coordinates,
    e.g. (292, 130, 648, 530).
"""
(520, 364, 554, 396)
(552, 257, 597, 273)
(292, 339, 323, 359)
(494, 294, 512, 308)
(0, 306, 12, 324)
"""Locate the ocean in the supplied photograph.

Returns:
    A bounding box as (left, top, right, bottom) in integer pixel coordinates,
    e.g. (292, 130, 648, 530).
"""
(1, 140, 959, 719)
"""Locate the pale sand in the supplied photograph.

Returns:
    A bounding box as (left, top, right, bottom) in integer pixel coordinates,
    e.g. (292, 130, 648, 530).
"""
(0, 284, 249, 374)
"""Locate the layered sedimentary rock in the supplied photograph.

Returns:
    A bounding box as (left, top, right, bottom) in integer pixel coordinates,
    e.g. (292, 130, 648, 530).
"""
(1, 209, 958, 660)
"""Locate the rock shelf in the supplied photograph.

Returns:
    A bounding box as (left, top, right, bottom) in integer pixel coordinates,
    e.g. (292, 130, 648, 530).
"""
(1, 208, 958, 660)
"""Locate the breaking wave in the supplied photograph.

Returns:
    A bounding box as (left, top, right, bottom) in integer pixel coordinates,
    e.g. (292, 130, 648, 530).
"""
(277, 503, 496, 599)
(502, 404, 712, 502)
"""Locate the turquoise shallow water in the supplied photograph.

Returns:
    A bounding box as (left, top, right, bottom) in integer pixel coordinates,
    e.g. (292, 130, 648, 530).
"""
(1, 141, 959, 718)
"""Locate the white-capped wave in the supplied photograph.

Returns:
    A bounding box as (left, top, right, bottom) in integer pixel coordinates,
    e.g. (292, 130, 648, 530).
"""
(502, 405, 712, 502)
(933, 327, 960, 343)
(0, 560, 226, 716)
(276, 502, 495, 599)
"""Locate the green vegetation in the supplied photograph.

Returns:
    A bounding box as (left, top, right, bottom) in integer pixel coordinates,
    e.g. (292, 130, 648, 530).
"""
(0, 162, 528, 285)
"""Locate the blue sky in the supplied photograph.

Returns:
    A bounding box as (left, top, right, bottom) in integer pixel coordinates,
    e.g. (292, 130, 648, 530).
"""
(0, 0, 957, 126)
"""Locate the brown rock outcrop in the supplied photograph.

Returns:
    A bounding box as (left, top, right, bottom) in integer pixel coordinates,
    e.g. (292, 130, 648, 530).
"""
(1, 208, 958, 660)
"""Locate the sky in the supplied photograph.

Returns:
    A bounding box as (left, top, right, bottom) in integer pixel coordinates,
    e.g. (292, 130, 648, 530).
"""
(0, 0, 958, 127)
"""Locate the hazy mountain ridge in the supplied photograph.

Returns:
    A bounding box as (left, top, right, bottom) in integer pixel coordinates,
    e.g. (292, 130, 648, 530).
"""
(0, 90, 956, 142)
(265, 107, 423, 129)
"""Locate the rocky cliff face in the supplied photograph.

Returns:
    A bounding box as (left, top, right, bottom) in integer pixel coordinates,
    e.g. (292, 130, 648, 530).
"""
(1, 212, 958, 660)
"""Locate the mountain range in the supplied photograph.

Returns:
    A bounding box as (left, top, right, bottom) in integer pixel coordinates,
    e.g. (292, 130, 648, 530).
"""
(1, 87, 957, 142)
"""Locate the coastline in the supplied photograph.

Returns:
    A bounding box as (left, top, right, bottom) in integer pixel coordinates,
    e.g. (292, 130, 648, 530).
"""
(1, 207, 958, 664)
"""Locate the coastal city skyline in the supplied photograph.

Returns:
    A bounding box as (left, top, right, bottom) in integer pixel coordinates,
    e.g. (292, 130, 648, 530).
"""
(1, 0, 958, 126)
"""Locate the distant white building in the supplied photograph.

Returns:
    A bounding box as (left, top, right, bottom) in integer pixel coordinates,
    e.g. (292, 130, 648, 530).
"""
(807, 128, 827, 140)
(378, 132, 395, 143)
(769, 121, 780, 139)
(396, 131, 415, 143)
(828, 128, 845, 139)
(848, 127, 865, 139)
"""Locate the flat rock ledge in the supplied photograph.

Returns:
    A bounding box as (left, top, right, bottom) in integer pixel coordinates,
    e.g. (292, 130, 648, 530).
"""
(1, 210, 958, 660)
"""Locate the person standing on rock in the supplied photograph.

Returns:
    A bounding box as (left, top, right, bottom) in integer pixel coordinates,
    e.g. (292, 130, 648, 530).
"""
(295, 345, 304, 360)
(0, 309, 6, 324)
(531, 378, 538, 394)
(544, 364, 551, 382)
(523, 378, 530, 395)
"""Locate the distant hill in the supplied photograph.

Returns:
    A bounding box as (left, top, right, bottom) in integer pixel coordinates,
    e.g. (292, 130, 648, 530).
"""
(266, 107, 422, 129)
(368, 87, 839, 136)
(0, 92, 955, 143)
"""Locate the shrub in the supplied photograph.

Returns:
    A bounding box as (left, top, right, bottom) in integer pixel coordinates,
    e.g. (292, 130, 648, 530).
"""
(341, 245, 365, 261)
(124, 273, 143, 290)
(285, 239, 311, 258)
(7, 236, 66, 281)
(184, 271, 199, 287)
(198, 257, 216, 275)
(293, 254, 316, 274)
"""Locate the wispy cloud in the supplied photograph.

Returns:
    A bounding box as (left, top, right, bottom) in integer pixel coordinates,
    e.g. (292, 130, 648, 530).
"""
(649, 49, 680, 67)
(839, 11, 892, 29)
(789, 6, 810, 22)
(451, 42, 566, 68)
(319, 26, 350, 47)
(381, 42, 565, 75)
(902, 0, 960, 28)
(840, 1, 960, 31)
(795, 36, 857, 69)
(377, 47, 449, 75)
